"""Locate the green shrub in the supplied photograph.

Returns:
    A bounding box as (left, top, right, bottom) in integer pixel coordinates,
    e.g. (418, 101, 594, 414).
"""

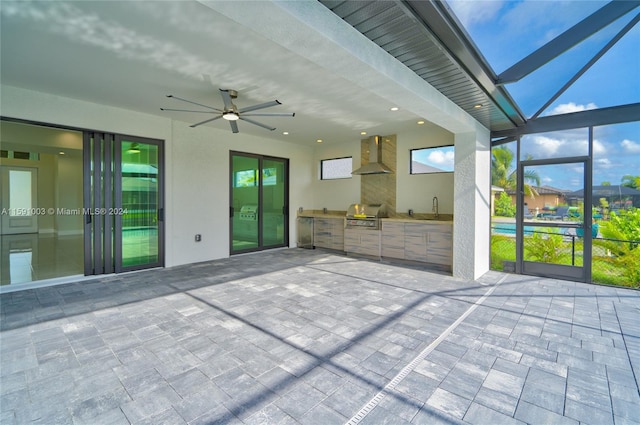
(524, 229, 567, 263)
(490, 234, 515, 270)
(495, 192, 516, 217)
(594, 207, 640, 287)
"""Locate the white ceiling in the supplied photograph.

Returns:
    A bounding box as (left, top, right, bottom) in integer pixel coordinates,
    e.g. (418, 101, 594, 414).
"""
(1, 1, 472, 147)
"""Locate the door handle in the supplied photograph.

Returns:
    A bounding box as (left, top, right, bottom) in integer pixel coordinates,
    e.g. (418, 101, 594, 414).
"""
(230, 206, 235, 218)
(282, 205, 288, 216)
(157, 208, 164, 222)
(85, 212, 92, 224)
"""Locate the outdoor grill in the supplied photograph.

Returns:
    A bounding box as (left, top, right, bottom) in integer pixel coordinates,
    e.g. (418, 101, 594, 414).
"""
(345, 203, 387, 230)
(239, 205, 258, 221)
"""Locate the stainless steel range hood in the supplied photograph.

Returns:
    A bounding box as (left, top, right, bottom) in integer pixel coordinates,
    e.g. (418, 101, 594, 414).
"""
(352, 136, 393, 175)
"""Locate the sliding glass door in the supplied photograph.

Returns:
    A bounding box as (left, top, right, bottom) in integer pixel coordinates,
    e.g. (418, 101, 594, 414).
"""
(115, 136, 164, 271)
(84, 132, 164, 275)
(230, 152, 288, 254)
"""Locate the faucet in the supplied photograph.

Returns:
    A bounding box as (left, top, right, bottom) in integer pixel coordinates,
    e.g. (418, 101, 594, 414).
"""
(432, 196, 439, 219)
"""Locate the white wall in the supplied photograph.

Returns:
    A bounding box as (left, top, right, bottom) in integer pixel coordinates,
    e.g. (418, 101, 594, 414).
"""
(396, 125, 455, 215)
(1, 85, 314, 268)
(311, 125, 455, 215)
(169, 120, 314, 266)
(311, 141, 360, 210)
(453, 126, 491, 280)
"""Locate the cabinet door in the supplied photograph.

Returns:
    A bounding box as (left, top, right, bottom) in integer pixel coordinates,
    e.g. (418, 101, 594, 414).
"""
(344, 229, 380, 256)
(382, 221, 405, 259)
(427, 231, 452, 265)
(344, 228, 360, 253)
(359, 231, 381, 257)
(330, 218, 345, 251)
(404, 223, 428, 261)
(313, 218, 331, 248)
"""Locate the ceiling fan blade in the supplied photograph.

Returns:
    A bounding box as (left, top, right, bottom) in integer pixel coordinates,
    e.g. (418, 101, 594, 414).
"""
(219, 89, 235, 110)
(241, 112, 295, 117)
(230, 121, 239, 134)
(189, 115, 223, 128)
(239, 116, 276, 131)
(160, 108, 213, 113)
(238, 100, 281, 114)
(166, 95, 221, 112)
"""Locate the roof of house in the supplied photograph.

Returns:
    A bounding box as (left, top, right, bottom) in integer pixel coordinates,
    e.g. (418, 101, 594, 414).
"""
(569, 185, 640, 197)
(504, 185, 567, 196)
(411, 161, 446, 174)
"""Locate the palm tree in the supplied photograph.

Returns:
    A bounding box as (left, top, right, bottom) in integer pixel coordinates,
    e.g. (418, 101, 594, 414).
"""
(621, 175, 640, 189)
(491, 146, 540, 197)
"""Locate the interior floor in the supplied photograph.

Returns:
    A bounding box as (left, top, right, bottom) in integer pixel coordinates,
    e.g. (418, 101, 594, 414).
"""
(0, 233, 83, 286)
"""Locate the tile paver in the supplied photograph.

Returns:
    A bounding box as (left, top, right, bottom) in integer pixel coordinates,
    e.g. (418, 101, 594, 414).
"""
(1, 248, 639, 424)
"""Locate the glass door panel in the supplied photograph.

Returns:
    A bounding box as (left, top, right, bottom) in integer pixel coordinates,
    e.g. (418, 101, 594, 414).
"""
(231, 154, 260, 252)
(0, 166, 38, 235)
(115, 137, 163, 271)
(230, 152, 288, 254)
(262, 158, 287, 247)
(519, 161, 590, 281)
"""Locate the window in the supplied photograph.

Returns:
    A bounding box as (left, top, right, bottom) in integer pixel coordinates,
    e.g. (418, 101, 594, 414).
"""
(234, 169, 257, 187)
(410, 146, 454, 174)
(321, 157, 352, 180)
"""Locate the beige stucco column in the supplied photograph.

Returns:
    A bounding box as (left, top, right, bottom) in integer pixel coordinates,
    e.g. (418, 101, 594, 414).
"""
(453, 125, 491, 280)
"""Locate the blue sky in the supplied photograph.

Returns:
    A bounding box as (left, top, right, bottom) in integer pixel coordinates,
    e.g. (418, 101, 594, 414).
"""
(446, 0, 639, 190)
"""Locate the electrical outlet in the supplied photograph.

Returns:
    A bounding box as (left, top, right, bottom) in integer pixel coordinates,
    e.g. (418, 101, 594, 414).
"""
(195, 234, 201, 242)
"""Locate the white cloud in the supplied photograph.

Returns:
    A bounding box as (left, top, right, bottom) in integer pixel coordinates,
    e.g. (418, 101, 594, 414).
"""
(621, 139, 640, 154)
(542, 176, 553, 183)
(547, 102, 598, 115)
(427, 150, 455, 168)
(593, 139, 606, 156)
(446, 0, 506, 28)
(532, 135, 562, 156)
(595, 158, 612, 169)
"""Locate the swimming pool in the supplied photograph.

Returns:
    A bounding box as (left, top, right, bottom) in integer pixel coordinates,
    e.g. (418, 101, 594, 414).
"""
(492, 223, 535, 235)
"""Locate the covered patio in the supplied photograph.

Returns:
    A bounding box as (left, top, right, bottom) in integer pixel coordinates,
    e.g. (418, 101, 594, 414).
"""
(1, 249, 638, 424)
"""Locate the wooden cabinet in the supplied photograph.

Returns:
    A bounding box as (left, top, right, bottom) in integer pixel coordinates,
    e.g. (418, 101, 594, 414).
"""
(381, 221, 405, 259)
(344, 228, 380, 257)
(426, 230, 452, 265)
(382, 220, 453, 267)
(313, 217, 344, 251)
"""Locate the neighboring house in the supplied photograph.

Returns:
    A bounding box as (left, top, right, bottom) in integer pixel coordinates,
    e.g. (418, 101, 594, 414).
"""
(411, 161, 445, 174)
(498, 186, 568, 214)
(490, 186, 505, 216)
(568, 185, 640, 210)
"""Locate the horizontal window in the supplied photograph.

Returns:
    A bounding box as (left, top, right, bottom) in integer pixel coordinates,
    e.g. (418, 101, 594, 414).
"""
(321, 157, 352, 180)
(410, 146, 454, 174)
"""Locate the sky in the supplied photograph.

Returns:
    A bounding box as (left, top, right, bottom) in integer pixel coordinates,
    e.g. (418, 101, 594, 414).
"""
(446, 0, 640, 191)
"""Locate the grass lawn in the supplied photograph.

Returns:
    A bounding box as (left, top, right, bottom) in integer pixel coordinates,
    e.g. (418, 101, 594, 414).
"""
(490, 234, 638, 289)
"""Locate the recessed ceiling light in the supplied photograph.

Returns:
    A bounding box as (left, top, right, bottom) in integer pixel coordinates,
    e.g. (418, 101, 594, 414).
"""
(474, 104, 483, 109)
(417, 120, 425, 125)
(360, 131, 367, 135)
(316, 139, 323, 143)
(390, 107, 399, 111)
(59, 151, 65, 155)
(282, 131, 289, 135)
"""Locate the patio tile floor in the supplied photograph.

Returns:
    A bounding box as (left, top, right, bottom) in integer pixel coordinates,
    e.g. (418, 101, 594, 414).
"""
(1, 248, 638, 424)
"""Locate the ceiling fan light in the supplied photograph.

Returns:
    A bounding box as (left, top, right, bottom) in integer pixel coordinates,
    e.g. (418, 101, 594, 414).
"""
(223, 112, 239, 121)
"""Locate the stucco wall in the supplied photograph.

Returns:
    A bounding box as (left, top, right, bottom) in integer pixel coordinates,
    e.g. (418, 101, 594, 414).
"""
(1, 85, 314, 268)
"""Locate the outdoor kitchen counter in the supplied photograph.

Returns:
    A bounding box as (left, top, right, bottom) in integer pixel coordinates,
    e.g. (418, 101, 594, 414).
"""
(380, 218, 453, 270)
(381, 217, 453, 224)
(297, 210, 346, 218)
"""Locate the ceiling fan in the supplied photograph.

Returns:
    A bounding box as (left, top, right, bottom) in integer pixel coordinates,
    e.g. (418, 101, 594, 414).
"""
(161, 89, 295, 133)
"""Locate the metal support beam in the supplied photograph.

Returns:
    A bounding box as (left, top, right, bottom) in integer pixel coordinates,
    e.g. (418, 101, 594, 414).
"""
(497, 1, 640, 84)
(531, 12, 640, 120)
(399, 0, 527, 127)
(491, 103, 640, 139)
